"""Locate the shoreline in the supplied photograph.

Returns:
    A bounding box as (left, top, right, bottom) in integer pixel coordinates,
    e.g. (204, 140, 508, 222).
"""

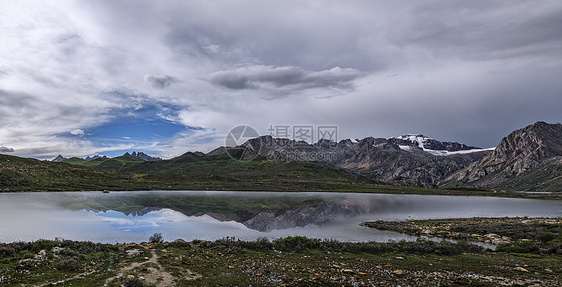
(1, 187, 561, 200)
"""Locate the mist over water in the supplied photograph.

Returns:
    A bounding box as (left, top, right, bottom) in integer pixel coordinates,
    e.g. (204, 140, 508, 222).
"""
(0, 191, 560, 243)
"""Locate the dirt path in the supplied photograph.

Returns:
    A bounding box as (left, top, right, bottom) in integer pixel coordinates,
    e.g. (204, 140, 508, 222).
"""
(104, 247, 176, 287)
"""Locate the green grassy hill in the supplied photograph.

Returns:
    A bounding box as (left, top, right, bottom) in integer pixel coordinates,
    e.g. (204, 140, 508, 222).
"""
(62, 156, 145, 170)
(0, 154, 150, 191)
(0, 152, 385, 192)
(119, 151, 382, 192)
(4, 152, 532, 196)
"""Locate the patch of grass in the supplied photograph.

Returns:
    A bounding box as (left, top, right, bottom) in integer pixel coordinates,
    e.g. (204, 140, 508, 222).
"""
(366, 217, 562, 254)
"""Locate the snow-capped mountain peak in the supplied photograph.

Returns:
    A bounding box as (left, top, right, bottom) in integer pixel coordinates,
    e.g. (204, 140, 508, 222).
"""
(394, 134, 431, 150)
(389, 134, 492, 156)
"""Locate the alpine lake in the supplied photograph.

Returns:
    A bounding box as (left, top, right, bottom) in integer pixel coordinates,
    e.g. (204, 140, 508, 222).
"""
(1, 191, 560, 244)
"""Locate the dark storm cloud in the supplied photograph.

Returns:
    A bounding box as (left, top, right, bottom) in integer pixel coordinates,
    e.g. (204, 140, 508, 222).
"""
(386, 1, 562, 61)
(208, 65, 361, 96)
(144, 75, 178, 89)
(161, 1, 388, 71)
(0, 146, 14, 153)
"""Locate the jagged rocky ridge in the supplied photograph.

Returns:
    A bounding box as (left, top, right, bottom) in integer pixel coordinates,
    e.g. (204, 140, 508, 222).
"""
(123, 151, 162, 161)
(216, 135, 491, 188)
(85, 155, 109, 161)
(54, 151, 161, 162)
(441, 121, 562, 191)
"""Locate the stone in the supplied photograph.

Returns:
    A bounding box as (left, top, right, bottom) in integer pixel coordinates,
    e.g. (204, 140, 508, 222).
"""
(126, 249, 141, 258)
(514, 267, 529, 272)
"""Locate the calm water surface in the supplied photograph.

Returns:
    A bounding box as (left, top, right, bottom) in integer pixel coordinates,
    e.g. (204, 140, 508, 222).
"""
(0, 191, 560, 243)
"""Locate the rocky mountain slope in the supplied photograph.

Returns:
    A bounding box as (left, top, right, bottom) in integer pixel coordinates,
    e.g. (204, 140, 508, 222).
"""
(219, 134, 491, 188)
(441, 121, 562, 191)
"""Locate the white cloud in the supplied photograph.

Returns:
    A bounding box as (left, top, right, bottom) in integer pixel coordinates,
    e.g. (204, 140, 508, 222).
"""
(70, 129, 85, 136)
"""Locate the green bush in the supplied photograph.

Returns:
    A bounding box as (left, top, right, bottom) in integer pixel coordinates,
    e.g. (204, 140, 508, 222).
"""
(149, 233, 164, 243)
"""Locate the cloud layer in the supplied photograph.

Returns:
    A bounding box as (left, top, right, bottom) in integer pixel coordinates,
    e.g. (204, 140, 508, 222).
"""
(0, 0, 561, 159)
(209, 66, 361, 98)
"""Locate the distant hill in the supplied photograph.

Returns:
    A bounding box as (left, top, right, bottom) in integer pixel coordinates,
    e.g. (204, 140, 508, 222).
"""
(61, 151, 160, 170)
(441, 121, 562, 192)
(0, 154, 151, 191)
(1, 151, 386, 193)
(119, 151, 380, 192)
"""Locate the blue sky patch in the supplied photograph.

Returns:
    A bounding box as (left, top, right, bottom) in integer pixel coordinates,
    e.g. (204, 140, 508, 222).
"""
(64, 95, 193, 157)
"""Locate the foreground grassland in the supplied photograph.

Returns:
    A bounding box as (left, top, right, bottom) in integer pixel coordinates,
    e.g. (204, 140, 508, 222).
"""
(2, 218, 562, 286)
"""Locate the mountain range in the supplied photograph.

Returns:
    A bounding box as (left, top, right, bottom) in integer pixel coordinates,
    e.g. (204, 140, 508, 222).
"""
(204, 121, 562, 191)
(218, 134, 492, 188)
(1, 121, 561, 192)
(54, 151, 161, 163)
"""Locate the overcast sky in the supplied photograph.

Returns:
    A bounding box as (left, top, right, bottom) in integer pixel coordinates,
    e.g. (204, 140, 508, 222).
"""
(1, 0, 562, 159)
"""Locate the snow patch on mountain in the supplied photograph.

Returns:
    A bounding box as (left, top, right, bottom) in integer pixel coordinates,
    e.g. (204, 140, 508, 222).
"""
(391, 134, 492, 156)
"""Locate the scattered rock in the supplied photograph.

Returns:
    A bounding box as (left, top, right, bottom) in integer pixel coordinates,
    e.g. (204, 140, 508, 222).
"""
(514, 267, 529, 272)
(126, 249, 141, 258)
(52, 247, 65, 253)
(35, 249, 47, 260)
(19, 258, 41, 266)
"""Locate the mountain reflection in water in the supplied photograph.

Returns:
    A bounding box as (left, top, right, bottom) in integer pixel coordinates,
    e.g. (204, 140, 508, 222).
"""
(0, 191, 560, 243)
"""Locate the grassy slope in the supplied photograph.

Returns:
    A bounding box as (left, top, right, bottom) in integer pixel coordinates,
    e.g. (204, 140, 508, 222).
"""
(62, 156, 146, 170)
(62, 151, 378, 188)
(1, 152, 388, 192)
(0, 154, 151, 191)
(3, 152, 560, 197)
